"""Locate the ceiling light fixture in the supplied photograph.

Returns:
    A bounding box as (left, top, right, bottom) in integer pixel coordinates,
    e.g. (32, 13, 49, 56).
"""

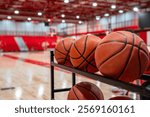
(96, 16, 100, 20)
(111, 5, 116, 9)
(27, 17, 32, 21)
(7, 16, 12, 19)
(92, 2, 97, 7)
(37, 12, 42, 16)
(14, 10, 19, 14)
(64, 0, 69, 3)
(104, 13, 109, 17)
(48, 19, 51, 22)
(118, 10, 124, 13)
(79, 21, 82, 24)
(133, 7, 139, 12)
(76, 15, 80, 19)
(61, 14, 65, 18)
(62, 20, 65, 23)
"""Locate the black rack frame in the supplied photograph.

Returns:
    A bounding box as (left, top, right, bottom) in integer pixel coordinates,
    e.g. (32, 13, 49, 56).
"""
(50, 50, 150, 100)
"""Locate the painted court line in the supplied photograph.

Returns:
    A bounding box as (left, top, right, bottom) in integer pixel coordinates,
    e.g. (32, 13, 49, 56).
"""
(3, 54, 71, 73)
(3, 54, 50, 68)
(3, 54, 93, 79)
(0, 87, 15, 91)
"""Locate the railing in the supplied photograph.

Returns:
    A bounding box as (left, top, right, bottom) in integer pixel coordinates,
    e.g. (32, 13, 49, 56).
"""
(0, 31, 47, 36)
(58, 19, 139, 36)
(0, 20, 138, 36)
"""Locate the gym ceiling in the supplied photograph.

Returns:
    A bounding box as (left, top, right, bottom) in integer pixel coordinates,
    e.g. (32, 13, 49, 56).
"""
(0, 0, 149, 23)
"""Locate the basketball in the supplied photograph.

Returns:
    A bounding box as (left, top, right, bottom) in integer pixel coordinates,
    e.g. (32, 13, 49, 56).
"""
(109, 96, 133, 100)
(70, 34, 101, 73)
(95, 31, 149, 82)
(67, 82, 104, 100)
(54, 38, 74, 66)
(82, 58, 98, 73)
(144, 52, 150, 74)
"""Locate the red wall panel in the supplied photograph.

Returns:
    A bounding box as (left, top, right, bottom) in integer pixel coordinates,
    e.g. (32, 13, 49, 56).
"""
(139, 31, 147, 44)
(0, 36, 20, 51)
(0, 35, 57, 52)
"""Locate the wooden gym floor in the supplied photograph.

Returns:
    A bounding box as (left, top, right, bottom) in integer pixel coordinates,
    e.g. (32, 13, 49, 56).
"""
(0, 50, 135, 100)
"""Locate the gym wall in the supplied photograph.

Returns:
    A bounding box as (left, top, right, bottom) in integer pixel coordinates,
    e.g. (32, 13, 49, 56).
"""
(57, 11, 138, 36)
(0, 20, 57, 52)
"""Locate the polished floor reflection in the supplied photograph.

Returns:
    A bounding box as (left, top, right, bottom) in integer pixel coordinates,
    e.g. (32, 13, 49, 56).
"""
(0, 50, 128, 100)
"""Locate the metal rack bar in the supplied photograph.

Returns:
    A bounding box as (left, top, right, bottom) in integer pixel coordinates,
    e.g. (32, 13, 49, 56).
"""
(50, 50, 150, 99)
(72, 73, 76, 86)
(54, 88, 71, 92)
(50, 51, 76, 99)
(50, 51, 54, 99)
(141, 74, 150, 82)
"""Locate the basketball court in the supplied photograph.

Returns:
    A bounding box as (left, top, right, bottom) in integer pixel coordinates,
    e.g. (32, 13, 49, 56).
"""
(0, 50, 115, 99)
(0, 0, 150, 100)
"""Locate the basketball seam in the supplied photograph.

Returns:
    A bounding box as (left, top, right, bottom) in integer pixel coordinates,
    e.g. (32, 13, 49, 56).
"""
(72, 36, 98, 68)
(76, 85, 100, 100)
(116, 31, 127, 36)
(97, 42, 126, 68)
(84, 58, 97, 72)
(63, 43, 73, 65)
(72, 88, 79, 100)
(75, 45, 98, 68)
(97, 36, 127, 68)
(98, 40, 148, 56)
(55, 48, 66, 56)
(139, 41, 149, 56)
(118, 33, 135, 80)
(70, 36, 88, 59)
(70, 35, 98, 69)
(97, 31, 128, 68)
(62, 40, 68, 52)
(138, 41, 143, 76)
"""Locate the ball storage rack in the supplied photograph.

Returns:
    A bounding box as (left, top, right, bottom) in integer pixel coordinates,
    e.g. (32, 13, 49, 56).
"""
(50, 50, 150, 100)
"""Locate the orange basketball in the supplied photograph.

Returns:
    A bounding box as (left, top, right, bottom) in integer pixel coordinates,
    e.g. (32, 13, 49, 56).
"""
(109, 96, 133, 100)
(144, 52, 150, 74)
(54, 38, 74, 66)
(95, 31, 149, 82)
(68, 82, 104, 100)
(70, 34, 101, 73)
